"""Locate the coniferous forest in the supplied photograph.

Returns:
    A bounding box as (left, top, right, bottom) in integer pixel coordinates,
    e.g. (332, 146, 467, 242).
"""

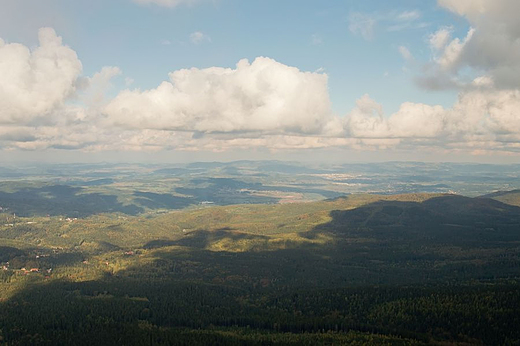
(1, 164, 520, 345)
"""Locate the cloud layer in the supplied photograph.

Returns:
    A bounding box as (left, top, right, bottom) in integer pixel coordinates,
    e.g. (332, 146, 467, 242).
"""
(419, 0, 520, 90)
(104, 57, 334, 135)
(345, 90, 520, 153)
(1, 3, 520, 160)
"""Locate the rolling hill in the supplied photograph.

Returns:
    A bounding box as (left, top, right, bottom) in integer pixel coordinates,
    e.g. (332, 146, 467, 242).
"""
(1, 192, 520, 344)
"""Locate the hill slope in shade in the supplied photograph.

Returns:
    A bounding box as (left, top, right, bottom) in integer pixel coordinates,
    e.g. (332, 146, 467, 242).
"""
(484, 189, 520, 207)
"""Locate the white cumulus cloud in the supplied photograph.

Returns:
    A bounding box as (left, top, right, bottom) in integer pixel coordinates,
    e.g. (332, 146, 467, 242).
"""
(343, 88, 520, 154)
(0, 28, 82, 125)
(2, 26, 520, 158)
(419, 0, 520, 89)
(104, 57, 334, 135)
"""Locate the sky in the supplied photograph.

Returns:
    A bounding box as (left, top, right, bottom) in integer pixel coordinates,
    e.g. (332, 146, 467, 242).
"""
(1, 0, 520, 163)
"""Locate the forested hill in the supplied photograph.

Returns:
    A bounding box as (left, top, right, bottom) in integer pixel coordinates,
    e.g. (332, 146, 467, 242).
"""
(484, 189, 520, 207)
(1, 192, 520, 344)
(319, 194, 520, 243)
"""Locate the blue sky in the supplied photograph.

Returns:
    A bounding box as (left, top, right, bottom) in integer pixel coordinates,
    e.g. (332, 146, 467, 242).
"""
(1, 0, 519, 163)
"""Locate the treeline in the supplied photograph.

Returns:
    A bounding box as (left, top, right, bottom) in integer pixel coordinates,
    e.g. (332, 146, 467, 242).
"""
(1, 277, 519, 345)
